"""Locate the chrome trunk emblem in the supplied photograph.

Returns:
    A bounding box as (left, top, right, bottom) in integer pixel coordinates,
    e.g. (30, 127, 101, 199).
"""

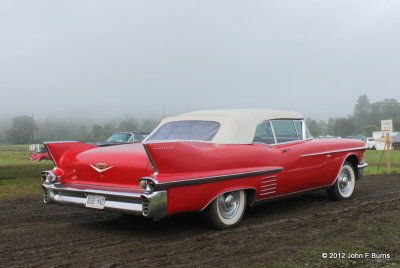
(89, 163, 114, 173)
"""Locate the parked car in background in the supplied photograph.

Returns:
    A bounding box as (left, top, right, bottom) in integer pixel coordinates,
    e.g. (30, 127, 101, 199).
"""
(89, 132, 149, 147)
(41, 109, 368, 229)
(30, 147, 50, 161)
(366, 137, 376, 150)
(107, 132, 148, 143)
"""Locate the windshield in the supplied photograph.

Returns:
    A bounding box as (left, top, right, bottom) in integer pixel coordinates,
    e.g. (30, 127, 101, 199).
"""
(107, 133, 132, 143)
(147, 120, 220, 142)
(36, 147, 47, 153)
(134, 134, 148, 143)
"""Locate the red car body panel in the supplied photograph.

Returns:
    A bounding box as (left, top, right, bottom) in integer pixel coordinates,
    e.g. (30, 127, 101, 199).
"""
(46, 142, 150, 188)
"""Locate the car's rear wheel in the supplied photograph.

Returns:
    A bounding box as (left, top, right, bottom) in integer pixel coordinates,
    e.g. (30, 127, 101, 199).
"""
(327, 161, 356, 200)
(202, 190, 246, 230)
(39, 157, 48, 161)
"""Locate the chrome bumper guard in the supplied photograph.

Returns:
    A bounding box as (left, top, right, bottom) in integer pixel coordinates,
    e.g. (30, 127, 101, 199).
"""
(42, 182, 167, 219)
(357, 162, 368, 179)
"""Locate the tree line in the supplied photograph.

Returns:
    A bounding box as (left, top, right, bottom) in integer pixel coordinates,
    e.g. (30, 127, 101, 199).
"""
(1, 94, 399, 144)
(1, 116, 160, 144)
(306, 95, 400, 137)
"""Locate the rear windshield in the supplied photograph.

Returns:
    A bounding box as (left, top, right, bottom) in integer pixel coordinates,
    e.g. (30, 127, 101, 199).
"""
(147, 120, 220, 142)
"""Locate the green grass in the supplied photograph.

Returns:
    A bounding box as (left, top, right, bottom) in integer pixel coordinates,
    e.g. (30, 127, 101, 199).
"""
(363, 150, 400, 175)
(0, 145, 32, 165)
(0, 145, 53, 199)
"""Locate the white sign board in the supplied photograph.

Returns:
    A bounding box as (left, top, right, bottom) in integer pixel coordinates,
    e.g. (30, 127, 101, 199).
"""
(381, 120, 393, 133)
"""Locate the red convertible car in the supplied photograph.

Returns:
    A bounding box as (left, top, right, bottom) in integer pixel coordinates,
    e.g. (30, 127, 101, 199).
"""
(41, 109, 368, 229)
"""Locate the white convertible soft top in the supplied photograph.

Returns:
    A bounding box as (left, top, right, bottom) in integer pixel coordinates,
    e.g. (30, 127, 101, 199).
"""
(146, 109, 304, 144)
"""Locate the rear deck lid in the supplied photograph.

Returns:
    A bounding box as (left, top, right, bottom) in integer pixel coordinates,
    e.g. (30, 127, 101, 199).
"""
(48, 142, 150, 188)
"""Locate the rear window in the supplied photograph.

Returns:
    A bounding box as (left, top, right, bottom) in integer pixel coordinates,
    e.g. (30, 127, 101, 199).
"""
(147, 120, 220, 142)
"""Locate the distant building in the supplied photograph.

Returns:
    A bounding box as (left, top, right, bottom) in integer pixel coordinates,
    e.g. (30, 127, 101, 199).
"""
(372, 132, 400, 150)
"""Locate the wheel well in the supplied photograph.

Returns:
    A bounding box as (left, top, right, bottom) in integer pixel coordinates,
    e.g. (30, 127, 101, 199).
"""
(245, 188, 257, 206)
(345, 155, 359, 179)
(200, 188, 257, 211)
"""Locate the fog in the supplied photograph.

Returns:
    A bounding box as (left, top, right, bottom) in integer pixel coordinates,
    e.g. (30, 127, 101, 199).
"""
(1, 0, 400, 122)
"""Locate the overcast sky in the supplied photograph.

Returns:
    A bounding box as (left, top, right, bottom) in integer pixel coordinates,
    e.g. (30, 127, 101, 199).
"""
(1, 0, 400, 121)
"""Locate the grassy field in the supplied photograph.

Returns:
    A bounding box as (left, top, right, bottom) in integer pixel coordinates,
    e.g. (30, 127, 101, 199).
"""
(0, 145, 53, 199)
(0, 145, 399, 199)
(363, 149, 400, 175)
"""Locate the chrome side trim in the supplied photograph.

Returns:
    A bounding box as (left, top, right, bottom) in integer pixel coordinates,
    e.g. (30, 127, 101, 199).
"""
(261, 179, 277, 184)
(358, 163, 368, 169)
(151, 168, 284, 190)
(261, 187, 276, 192)
(260, 191, 276, 196)
(261, 175, 277, 179)
(142, 144, 159, 176)
(261, 183, 277, 188)
(301, 147, 367, 158)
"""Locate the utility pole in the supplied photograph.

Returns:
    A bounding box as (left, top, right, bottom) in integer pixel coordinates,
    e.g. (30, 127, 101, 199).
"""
(380, 119, 393, 173)
(31, 112, 34, 144)
(386, 133, 391, 173)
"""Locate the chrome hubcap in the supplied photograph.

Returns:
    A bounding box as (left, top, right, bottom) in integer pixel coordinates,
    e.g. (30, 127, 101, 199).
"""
(338, 170, 352, 195)
(217, 192, 240, 219)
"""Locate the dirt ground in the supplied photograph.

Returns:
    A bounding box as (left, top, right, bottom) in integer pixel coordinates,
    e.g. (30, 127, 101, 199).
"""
(0, 175, 399, 268)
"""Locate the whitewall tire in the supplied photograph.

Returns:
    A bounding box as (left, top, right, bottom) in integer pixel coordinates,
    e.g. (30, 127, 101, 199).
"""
(202, 190, 246, 230)
(328, 162, 356, 200)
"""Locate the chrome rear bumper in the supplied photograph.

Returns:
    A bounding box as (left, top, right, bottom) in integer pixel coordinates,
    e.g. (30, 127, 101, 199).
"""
(42, 182, 167, 219)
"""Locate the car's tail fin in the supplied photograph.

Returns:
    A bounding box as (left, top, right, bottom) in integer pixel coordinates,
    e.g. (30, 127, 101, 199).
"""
(44, 141, 97, 166)
(143, 142, 215, 175)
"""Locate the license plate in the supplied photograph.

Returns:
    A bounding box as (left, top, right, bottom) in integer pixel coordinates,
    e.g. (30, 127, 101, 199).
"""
(85, 194, 106, 209)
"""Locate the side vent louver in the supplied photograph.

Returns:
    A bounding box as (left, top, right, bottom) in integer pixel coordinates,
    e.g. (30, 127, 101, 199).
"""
(259, 175, 278, 196)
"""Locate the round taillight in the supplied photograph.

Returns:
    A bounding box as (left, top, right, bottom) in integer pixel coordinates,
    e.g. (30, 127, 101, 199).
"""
(139, 178, 155, 191)
(139, 179, 148, 189)
(40, 172, 48, 181)
(41, 171, 56, 183)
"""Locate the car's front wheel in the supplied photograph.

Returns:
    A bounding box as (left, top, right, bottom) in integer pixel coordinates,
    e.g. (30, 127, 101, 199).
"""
(202, 190, 246, 230)
(328, 161, 356, 200)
